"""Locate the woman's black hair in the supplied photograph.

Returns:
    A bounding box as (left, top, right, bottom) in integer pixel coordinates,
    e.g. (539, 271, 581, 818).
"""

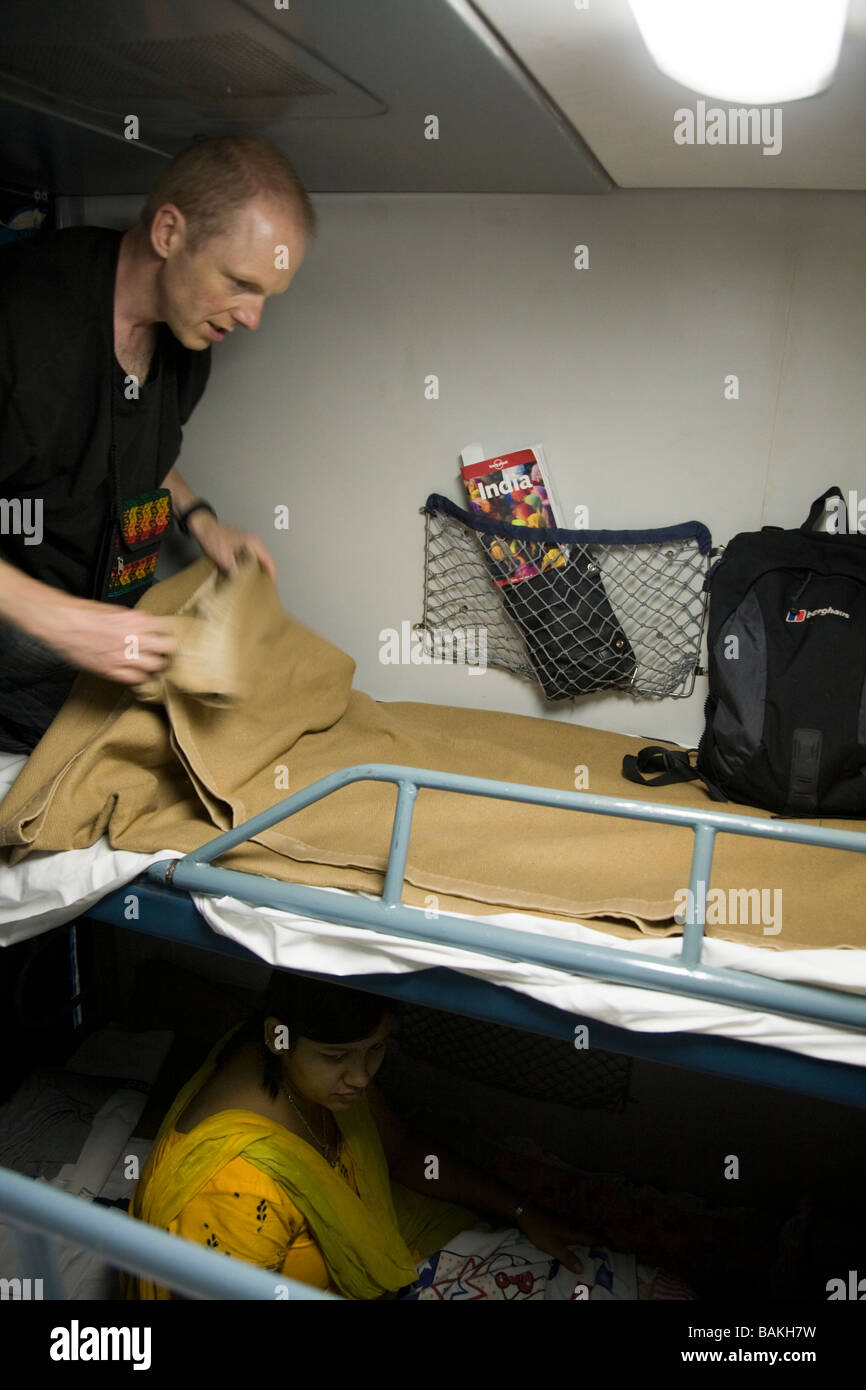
(215, 972, 396, 1100)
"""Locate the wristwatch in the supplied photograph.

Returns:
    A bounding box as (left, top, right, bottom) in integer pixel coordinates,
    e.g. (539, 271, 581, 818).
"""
(177, 499, 218, 536)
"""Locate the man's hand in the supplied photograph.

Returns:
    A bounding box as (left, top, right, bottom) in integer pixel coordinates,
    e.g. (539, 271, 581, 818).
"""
(187, 511, 277, 582)
(31, 596, 179, 685)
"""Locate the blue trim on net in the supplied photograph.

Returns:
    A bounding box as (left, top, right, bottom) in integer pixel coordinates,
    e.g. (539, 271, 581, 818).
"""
(424, 493, 713, 556)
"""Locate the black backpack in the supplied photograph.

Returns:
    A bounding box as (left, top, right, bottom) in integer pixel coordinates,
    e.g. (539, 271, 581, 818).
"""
(623, 487, 866, 817)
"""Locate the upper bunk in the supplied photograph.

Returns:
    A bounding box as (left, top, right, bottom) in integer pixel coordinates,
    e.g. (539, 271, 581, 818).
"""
(4, 748, 865, 1111)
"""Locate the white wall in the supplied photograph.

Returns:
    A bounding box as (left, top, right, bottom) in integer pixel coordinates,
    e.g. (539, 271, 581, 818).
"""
(79, 189, 866, 747)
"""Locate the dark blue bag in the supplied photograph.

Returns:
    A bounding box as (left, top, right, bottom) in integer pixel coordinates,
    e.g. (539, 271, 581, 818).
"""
(623, 487, 866, 817)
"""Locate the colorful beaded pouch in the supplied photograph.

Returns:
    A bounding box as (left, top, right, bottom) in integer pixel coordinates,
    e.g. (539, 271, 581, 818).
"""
(101, 488, 173, 602)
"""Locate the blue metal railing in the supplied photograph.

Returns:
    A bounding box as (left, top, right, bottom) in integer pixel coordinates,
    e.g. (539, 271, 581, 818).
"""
(147, 763, 866, 1033)
(0, 1166, 339, 1300)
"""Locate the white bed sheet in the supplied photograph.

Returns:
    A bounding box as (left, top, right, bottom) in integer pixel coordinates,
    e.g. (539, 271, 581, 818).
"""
(3, 752, 866, 1070)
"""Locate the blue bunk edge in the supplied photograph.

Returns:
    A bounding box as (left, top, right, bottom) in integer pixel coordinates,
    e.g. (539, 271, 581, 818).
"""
(87, 879, 866, 1112)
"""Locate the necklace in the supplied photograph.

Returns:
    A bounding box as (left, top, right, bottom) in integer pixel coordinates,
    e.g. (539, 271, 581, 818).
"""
(282, 1080, 338, 1166)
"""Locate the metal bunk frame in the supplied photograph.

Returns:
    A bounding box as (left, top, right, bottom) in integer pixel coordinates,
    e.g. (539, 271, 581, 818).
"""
(96, 761, 866, 1108)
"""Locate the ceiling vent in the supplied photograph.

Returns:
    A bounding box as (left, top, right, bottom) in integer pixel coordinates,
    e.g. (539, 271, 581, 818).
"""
(0, 0, 383, 134)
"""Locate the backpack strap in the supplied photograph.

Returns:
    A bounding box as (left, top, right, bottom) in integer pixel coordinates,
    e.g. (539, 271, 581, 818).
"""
(622, 746, 728, 801)
(800, 485, 845, 533)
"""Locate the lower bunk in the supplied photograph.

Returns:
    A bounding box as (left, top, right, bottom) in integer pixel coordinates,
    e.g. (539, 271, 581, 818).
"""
(1, 765, 865, 1301)
(1, 897, 863, 1303)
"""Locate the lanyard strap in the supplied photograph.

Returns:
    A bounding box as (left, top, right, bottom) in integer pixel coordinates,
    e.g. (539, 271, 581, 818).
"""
(108, 354, 122, 530)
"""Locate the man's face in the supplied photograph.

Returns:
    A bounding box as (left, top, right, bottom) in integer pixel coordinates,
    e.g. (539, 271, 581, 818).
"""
(152, 196, 308, 349)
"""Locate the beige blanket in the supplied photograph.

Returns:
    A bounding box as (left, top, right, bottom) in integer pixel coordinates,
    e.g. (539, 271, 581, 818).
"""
(1, 557, 863, 951)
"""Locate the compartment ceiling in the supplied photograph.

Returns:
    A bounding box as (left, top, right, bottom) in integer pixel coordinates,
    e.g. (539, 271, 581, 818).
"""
(1, 0, 862, 197)
(0, 0, 610, 196)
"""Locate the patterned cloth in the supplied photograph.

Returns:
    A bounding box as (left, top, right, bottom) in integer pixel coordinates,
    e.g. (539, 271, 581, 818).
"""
(103, 490, 173, 602)
(402, 1226, 698, 1301)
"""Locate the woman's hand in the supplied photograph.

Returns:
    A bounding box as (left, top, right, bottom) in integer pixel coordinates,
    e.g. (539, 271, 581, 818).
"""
(515, 1206, 597, 1277)
(188, 511, 277, 582)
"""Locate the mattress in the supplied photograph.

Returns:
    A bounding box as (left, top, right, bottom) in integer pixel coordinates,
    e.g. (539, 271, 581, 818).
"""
(3, 752, 866, 1071)
(4, 556, 864, 952)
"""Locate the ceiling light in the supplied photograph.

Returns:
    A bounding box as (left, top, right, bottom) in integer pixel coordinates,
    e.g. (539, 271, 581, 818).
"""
(628, 0, 850, 104)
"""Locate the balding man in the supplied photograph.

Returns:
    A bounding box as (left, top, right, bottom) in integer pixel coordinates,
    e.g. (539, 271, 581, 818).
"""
(0, 136, 313, 753)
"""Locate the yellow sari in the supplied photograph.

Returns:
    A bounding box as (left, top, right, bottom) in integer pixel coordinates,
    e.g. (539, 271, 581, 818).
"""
(126, 1027, 476, 1300)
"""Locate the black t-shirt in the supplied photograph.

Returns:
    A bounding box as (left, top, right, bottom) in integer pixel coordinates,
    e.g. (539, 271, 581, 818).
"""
(0, 225, 211, 598)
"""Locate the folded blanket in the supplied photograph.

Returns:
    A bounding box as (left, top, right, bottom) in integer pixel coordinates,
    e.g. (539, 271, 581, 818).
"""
(1, 557, 863, 950)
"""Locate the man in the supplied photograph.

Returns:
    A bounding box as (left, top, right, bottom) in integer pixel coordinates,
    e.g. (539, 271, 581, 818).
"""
(0, 136, 314, 753)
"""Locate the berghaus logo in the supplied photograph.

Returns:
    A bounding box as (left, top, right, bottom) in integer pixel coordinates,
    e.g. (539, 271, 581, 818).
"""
(786, 606, 850, 623)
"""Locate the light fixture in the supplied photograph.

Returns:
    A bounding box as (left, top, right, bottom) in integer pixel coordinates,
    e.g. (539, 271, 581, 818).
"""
(628, 0, 850, 104)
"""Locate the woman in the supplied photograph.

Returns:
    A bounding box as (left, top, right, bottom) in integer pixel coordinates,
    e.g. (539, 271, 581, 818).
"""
(126, 972, 589, 1300)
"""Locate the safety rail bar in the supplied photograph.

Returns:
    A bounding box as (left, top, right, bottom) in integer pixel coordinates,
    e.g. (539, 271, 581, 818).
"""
(0, 1165, 339, 1300)
(146, 763, 866, 1034)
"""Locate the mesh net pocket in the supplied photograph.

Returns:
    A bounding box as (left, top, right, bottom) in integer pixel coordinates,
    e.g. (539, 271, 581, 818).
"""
(421, 495, 711, 699)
